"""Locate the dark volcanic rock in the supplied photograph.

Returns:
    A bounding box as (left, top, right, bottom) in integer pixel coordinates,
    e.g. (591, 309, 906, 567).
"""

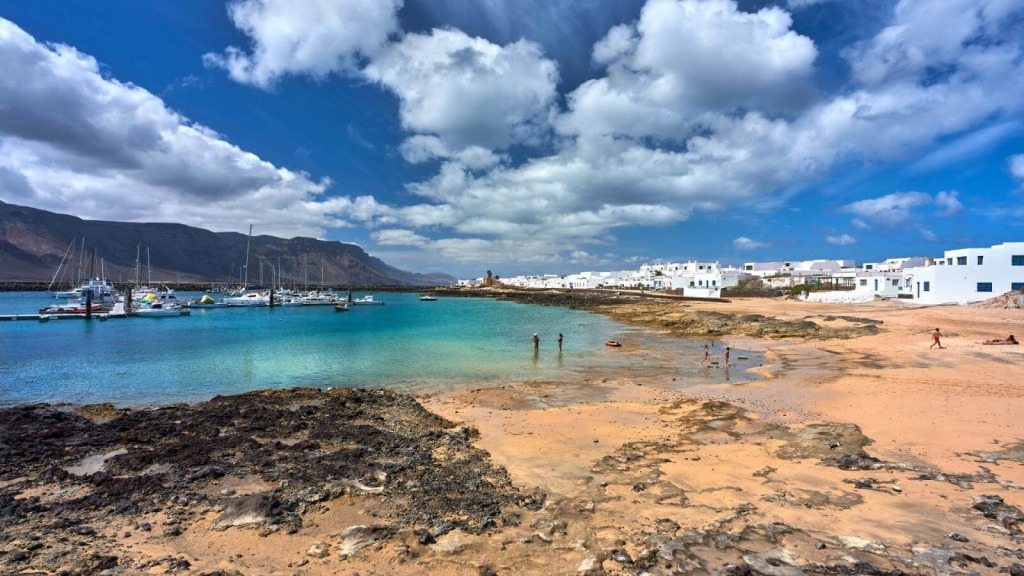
(973, 495, 1024, 530)
(0, 387, 529, 570)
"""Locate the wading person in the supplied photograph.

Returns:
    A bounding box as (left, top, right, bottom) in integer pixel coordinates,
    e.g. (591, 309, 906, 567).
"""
(558, 333, 563, 352)
(532, 333, 540, 350)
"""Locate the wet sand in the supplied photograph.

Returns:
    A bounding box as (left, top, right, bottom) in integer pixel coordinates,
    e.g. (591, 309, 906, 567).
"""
(3, 295, 1024, 575)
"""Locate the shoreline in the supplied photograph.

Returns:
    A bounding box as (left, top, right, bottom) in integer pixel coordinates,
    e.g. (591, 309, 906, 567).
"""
(3, 295, 1024, 574)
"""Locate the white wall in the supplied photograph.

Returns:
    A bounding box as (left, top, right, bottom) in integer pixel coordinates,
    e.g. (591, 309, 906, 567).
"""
(905, 242, 1024, 304)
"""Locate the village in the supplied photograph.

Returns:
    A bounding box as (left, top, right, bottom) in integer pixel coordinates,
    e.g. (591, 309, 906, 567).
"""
(461, 241, 1024, 305)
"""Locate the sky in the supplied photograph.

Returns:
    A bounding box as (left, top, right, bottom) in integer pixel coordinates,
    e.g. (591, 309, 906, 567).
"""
(0, 0, 1022, 278)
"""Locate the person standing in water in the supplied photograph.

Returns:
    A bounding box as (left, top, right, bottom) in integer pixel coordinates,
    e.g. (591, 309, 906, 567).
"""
(558, 333, 563, 352)
(725, 346, 731, 365)
(532, 333, 540, 350)
(930, 328, 943, 349)
(702, 344, 710, 363)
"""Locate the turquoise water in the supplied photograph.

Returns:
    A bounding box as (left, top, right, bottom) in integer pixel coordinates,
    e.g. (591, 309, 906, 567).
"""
(0, 292, 759, 406)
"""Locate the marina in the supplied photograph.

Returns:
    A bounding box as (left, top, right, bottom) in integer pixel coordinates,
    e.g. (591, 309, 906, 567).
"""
(0, 290, 760, 407)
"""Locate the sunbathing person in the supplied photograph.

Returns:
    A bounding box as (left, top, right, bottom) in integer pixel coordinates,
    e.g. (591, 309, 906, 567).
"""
(981, 335, 1019, 345)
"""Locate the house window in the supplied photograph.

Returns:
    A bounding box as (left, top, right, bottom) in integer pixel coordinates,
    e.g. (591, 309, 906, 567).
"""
(977, 282, 993, 293)
(978, 256, 984, 265)
(924, 281, 931, 292)
(957, 256, 967, 265)
(866, 264, 873, 270)
(892, 279, 899, 286)
(947, 258, 952, 265)
(859, 279, 867, 286)
(1013, 283, 1024, 291)
(1013, 255, 1024, 266)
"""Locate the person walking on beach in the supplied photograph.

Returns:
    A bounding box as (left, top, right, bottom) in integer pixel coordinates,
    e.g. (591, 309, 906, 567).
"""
(532, 333, 540, 350)
(725, 346, 731, 365)
(558, 333, 563, 352)
(930, 328, 943, 349)
(702, 344, 710, 363)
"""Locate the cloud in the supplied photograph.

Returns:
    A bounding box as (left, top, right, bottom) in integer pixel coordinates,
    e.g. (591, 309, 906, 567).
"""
(786, 0, 837, 8)
(559, 0, 817, 140)
(195, 0, 1024, 272)
(842, 190, 964, 226)
(843, 192, 932, 226)
(203, 0, 402, 88)
(733, 237, 768, 250)
(0, 18, 376, 238)
(364, 29, 559, 154)
(1011, 154, 1024, 188)
(826, 234, 856, 246)
(934, 190, 963, 216)
(371, 229, 429, 246)
(918, 227, 938, 241)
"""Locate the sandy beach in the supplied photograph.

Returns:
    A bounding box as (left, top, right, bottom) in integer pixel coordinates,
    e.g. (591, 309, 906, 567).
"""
(3, 293, 1024, 575)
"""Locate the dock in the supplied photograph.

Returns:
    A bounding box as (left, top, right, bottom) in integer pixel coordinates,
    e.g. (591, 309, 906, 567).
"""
(0, 313, 128, 321)
(0, 301, 128, 322)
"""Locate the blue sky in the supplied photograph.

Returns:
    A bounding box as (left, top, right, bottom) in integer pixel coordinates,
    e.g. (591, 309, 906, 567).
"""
(0, 0, 1022, 277)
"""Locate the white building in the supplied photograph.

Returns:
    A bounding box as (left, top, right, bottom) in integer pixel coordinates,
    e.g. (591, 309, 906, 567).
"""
(904, 242, 1024, 304)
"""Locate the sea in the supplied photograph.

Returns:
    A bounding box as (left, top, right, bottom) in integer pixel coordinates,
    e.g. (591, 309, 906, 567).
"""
(0, 292, 761, 407)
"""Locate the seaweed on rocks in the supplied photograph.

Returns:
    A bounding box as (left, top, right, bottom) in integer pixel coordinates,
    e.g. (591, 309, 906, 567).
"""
(0, 388, 534, 572)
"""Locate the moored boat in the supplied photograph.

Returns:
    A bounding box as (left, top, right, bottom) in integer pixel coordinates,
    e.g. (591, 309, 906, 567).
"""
(39, 302, 103, 315)
(334, 303, 350, 312)
(225, 291, 270, 306)
(351, 295, 385, 306)
(419, 295, 437, 301)
(135, 302, 189, 317)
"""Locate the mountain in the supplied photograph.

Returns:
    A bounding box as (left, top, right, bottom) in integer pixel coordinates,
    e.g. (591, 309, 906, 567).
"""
(0, 201, 454, 286)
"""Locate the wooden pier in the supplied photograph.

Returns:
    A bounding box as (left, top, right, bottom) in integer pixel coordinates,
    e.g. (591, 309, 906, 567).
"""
(0, 312, 127, 322)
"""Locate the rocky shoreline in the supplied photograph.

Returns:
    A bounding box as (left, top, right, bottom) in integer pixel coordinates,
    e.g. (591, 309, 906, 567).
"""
(446, 288, 883, 340)
(4, 295, 1024, 575)
(0, 388, 541, 574)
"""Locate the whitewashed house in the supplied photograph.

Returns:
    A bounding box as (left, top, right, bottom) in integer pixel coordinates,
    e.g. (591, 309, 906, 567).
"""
(903, 242, 1024, 304)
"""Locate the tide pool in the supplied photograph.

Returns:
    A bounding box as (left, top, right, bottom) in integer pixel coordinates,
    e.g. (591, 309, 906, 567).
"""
(0, 292, 759, 406)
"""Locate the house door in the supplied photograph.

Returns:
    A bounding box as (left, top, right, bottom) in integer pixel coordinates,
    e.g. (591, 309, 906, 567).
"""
(874, 279, 878, 292)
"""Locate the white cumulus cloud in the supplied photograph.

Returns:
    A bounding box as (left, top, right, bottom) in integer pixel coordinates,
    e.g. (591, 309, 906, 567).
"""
(733, 237, 768, 250)
(1011, 154, 1024, 187)
(364, 29, 559, 154)
(203, 0, 402, 88)
(0, 18, 376, 238)
(826, 234, 857, 246)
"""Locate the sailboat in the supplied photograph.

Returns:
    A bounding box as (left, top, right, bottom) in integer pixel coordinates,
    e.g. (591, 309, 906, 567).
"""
(225, 225, 270, 306)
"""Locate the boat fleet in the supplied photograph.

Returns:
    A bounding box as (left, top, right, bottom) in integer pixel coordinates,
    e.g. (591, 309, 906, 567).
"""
(35, 227, 440, 320)
(37, 283, 420, 319)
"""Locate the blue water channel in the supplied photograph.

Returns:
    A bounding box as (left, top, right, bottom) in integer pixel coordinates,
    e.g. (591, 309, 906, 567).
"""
(0, 292, 759, 406)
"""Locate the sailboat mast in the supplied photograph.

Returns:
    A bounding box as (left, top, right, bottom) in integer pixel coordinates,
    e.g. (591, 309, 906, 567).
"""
(76, 237, 86, 286)
(147, 246, 152, 286)
(243, 224, 253, 288)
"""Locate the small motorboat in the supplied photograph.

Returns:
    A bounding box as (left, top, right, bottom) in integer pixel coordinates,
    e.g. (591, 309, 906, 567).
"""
(419, 295, 437, 301)
(135, 302, 189, 317)
(39, 302, 103, 315)
(605, 340, 622, 347)
(352, 295, 385, 305)
(334, 303, 350, 312)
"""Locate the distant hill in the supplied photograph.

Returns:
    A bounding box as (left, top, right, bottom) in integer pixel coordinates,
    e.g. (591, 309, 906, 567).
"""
(0, 201, 454, 287)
